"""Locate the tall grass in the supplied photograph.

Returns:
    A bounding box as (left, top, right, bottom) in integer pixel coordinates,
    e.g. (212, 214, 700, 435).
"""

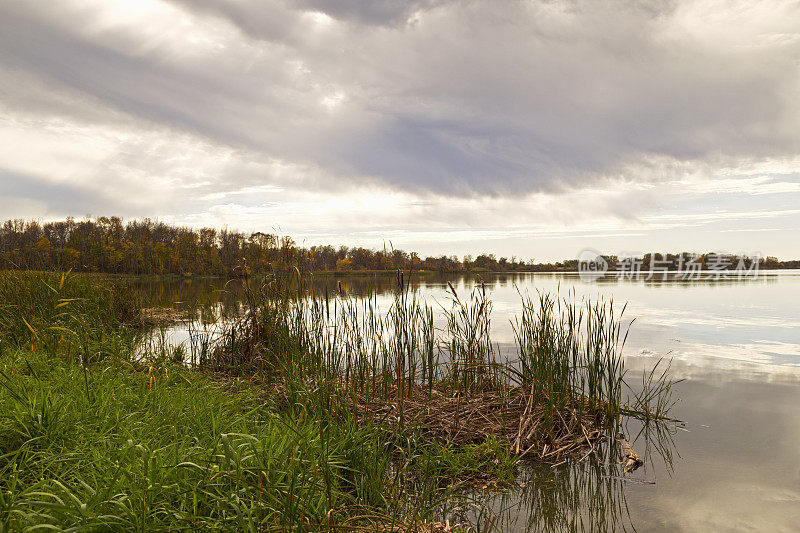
(0, 271, 516, 531)
(0, 270, 139, 362)
(0, 349, 519, 531)
(198, 273, 678, 471)
(0, 270, 679, 531)
(206, 274, 673, 424)
(512, 292, 627, 433)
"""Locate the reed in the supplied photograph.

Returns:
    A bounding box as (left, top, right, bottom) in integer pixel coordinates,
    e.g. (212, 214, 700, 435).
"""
(0, 270, 679, 531)
(0, 270, 139, 362)
(203, 273, 678, 464)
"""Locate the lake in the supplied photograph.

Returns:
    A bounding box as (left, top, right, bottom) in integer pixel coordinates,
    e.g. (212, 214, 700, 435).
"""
(134, 270, 800, 532)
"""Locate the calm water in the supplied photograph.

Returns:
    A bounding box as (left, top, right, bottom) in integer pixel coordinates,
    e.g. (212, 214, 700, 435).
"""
(135, 271, 800, 532)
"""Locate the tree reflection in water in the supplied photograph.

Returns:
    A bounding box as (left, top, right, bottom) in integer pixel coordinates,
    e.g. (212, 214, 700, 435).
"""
(452, 419, 679, 532)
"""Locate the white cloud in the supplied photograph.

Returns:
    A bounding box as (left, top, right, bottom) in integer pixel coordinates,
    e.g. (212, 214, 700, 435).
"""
(0, 0, 799, 258)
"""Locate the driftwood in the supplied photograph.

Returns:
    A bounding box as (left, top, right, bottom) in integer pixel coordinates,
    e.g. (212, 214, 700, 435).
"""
(616, 433, 643, 473)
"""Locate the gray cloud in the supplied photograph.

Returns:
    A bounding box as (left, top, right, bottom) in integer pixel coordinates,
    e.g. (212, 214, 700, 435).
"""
(296, 0, 453, 26)
(164, 0, 306, 43)
(0, 169, 125, 216)
(0, 0, 798, 200)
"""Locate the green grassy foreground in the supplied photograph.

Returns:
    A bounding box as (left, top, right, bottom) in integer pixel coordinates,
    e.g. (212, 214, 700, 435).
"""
(1, 352, 514, 531)
(0, 271, 513, 532)
(0, 270, 679, 532)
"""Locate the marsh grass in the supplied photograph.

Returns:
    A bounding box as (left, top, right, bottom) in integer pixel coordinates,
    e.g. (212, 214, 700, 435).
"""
(0, 270, 679, 531)
(0, 270, 139, 362)
(204, 272, 679, 464)
(0, 271, 515, 531)
(0, 353, 507, 531)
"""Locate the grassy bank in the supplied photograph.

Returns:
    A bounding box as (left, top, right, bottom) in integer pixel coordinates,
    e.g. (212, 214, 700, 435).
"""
(1, 351, 515, 531)
(0, 272, 517, 531)
(0, 270, 677, 531)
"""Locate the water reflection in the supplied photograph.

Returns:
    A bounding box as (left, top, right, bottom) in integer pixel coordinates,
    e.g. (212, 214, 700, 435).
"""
(451, 418, 679, 532)
(131, 277, 243, 319)
(131, 271, 800, 375)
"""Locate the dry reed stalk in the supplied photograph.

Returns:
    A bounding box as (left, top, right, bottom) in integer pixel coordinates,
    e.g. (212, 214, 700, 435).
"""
(377, 522, 454, 533)
(350, 378, 610, 463)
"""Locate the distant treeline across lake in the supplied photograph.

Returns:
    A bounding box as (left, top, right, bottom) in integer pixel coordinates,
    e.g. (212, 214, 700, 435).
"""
(2, 217, 798, 276)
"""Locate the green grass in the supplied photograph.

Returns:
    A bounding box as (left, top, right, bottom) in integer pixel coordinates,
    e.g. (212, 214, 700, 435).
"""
(0, 270, 138, 361)
(0, 271, 520, 531)
(0, 270, 678, 532)
(0, 349, 517, 532)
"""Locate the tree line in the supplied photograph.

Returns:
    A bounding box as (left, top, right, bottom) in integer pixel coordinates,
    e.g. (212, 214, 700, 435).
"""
(0, 217, 541, 276)
(1, 218, 796, 276)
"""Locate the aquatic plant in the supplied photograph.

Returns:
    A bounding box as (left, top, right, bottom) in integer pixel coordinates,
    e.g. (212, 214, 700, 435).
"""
(204, 273, 679, 464)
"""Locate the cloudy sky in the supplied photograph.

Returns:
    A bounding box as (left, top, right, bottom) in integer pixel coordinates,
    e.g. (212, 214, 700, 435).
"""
(1, 0, 799, 261)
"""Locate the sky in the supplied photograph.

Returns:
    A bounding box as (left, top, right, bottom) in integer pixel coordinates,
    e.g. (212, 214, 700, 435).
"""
(1, 0, 799, 262)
